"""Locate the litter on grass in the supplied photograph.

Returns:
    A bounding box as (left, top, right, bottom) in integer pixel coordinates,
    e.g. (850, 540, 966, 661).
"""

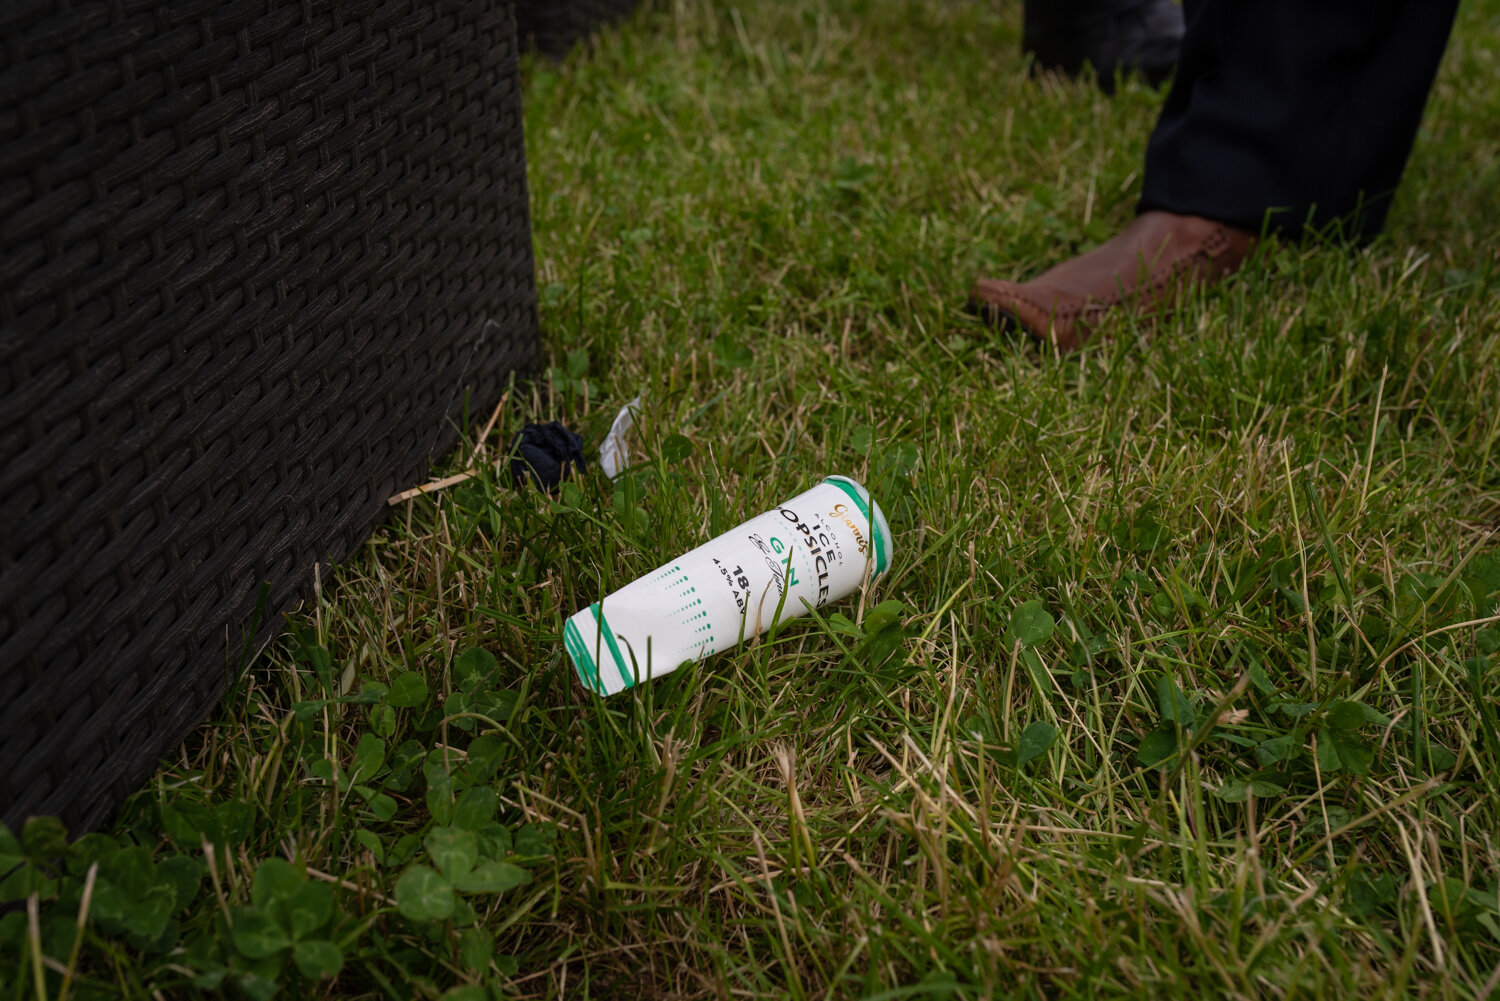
(509, 421, 587, 491)
(564, 475, 893, 696)
(599, 394, 642, 479)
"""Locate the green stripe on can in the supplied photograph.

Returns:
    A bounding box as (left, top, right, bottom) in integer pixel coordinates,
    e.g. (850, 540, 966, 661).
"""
(564, 618, 602, 693)
(823, 476, 889, 577)
(590, 602, 636, 690)
(825, 476, 870, 519)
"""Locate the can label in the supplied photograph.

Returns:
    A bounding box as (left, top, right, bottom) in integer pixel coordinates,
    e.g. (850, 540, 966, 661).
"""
(564, 476, 892, 696)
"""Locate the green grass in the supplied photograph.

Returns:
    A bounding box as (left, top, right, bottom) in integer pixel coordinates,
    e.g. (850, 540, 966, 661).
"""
(6, 1, 1500, 997)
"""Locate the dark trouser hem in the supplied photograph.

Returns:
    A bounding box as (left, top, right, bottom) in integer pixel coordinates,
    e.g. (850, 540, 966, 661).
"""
(1137, 0, 1459, 243)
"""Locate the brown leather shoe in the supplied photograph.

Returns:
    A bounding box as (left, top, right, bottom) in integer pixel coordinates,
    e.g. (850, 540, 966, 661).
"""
(969, 211, 1256, 352)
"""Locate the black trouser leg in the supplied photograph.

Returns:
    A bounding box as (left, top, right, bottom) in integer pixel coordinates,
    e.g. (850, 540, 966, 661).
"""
(1023, 0, 1184, 90)
(1138, 0, 1460, 241)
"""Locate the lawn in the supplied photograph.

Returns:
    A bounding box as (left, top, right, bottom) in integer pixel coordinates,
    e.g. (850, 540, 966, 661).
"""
(5, 0, 1500, 998)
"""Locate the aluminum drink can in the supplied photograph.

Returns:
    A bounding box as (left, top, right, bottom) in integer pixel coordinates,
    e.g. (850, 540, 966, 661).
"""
(563, 475, 893, 696)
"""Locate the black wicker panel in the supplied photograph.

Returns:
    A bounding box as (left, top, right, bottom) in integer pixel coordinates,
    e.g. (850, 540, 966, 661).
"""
(517, 0, 642, 56)
(0, 0, 542, 832)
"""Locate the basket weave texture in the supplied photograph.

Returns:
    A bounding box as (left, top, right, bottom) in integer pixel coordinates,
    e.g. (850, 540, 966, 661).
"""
(0, 0, 542, 832)
(517, 0, 642, 56)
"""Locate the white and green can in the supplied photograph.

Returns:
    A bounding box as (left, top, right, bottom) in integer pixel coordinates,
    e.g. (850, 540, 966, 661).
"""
(563, 475, 893, 696)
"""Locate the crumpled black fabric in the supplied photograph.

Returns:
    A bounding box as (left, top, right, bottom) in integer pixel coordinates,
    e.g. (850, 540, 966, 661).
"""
(509, 421, 587, 491)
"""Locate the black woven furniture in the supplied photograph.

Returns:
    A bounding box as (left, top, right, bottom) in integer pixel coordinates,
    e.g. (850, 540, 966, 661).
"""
(517, 0, 643, 56)
(0, 0, 542, 832)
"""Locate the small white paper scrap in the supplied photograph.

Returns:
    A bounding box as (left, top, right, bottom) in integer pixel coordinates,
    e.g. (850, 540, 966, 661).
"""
(599, 394, 642, 479)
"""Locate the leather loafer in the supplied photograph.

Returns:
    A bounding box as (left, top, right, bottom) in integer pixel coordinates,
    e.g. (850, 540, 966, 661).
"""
(969, 211, 1257, 353)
